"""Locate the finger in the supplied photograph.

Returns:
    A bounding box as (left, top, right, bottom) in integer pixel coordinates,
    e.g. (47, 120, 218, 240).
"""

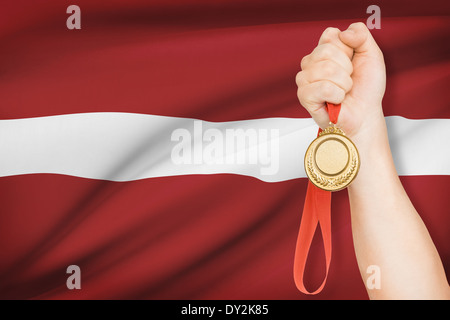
(318, 27, 354, 61)
(302, 60, 353, 93)
(301, 43, 353, 75)
(339, 22, 382, 57)
(297, 81, 346, 128)
(318, 27, 341, 45)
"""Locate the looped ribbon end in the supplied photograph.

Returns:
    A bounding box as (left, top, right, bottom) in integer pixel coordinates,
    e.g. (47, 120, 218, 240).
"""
(293, 103, 341, 295)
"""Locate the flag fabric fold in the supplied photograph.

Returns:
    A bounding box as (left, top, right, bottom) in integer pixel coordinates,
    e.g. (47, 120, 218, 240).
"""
(0, 0, 449, 299)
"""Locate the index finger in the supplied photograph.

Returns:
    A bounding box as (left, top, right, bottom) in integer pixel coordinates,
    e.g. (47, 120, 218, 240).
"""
(318, 27, 354, 61)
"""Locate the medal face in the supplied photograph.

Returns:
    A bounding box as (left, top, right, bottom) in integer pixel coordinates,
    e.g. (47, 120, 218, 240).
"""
(304, 126, 360, 191)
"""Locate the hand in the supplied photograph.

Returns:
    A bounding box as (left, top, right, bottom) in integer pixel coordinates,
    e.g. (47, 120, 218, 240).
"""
(297, 23, 450, 300)
(296, 22, 386, 142)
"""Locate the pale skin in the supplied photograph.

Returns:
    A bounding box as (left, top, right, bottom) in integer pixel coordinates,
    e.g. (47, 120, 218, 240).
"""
(296, 22, 450, 299)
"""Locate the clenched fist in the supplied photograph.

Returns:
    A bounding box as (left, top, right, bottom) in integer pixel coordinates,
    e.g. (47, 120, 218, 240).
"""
(296, 22, 386, 142)
(298, 23, 450, 300)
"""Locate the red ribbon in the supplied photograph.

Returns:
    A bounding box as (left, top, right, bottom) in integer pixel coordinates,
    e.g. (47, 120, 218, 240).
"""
(293, 102, 341, 294)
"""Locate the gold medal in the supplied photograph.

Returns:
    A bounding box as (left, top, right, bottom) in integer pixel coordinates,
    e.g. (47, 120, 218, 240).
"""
(304, 124, 360, 191)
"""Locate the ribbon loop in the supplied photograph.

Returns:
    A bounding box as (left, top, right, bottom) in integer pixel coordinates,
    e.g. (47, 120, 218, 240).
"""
(293, 103, 340, 295)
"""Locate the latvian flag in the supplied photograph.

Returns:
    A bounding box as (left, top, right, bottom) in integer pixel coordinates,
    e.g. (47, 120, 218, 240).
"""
(0, 1, 449, 299)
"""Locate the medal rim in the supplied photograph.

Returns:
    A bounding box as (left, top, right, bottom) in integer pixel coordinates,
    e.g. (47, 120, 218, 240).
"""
(304, 130, 360, 192)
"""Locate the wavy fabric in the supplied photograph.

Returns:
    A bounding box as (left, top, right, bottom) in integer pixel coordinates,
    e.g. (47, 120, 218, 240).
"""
(1, 115, 449, 182)
(0, 1, 449, 299)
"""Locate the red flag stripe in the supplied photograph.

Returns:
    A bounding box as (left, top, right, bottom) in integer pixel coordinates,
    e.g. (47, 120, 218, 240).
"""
(0, 18, 449, 121)
(0, 174, 448, 299)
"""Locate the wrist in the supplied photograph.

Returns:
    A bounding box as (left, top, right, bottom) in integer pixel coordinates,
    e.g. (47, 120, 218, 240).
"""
(349, 106, 387, 153)
(347, 106, 398, 190)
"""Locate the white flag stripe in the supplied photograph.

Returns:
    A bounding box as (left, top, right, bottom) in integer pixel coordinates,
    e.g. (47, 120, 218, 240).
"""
(0, 113, 449, 182)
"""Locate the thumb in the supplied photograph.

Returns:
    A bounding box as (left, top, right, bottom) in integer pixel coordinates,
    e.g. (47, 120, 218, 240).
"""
(339, 22, 382, 58)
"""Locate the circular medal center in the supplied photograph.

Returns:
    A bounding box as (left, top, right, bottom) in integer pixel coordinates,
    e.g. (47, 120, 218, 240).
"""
(315, 138, 349, 175)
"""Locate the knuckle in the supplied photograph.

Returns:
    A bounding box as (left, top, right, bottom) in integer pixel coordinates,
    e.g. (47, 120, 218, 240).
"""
(321, 27, 339, 41)
(336, 89, 345, 102)
(300, 55, 309, 70)
(352, 22, 367, 30)
(347, 60, 354, 74)
(345, 76, 353, 92)
(321, 60, 337, 77)
(297, 87, 308, 106)
(295, 71, 304, 86)
(320, 81, 344, 103)
(320, 81, 335, 97)
(318, 43, 334, 59)
(323, 27, 338, 35)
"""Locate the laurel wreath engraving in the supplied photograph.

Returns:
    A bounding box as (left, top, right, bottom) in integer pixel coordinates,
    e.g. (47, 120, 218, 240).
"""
(319, 126, 346, 137)
(307, 147, 358, 189)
